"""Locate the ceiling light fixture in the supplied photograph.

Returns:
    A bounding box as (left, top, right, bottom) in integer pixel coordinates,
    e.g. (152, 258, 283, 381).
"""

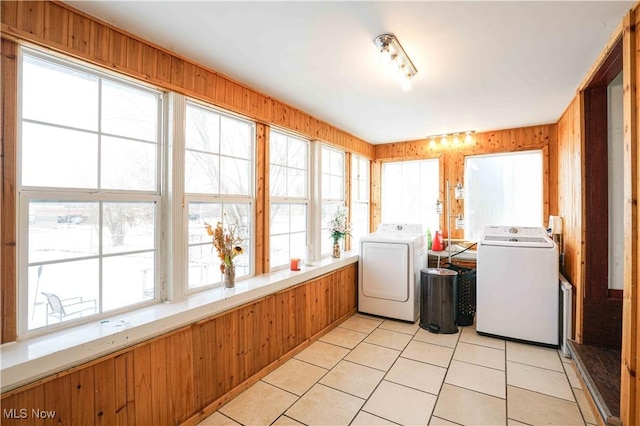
(425, 131, 476, 147)
(374, 33, 417, 91)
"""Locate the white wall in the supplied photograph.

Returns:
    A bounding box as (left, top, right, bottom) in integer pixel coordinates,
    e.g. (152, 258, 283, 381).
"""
(608, 72, 624, 290)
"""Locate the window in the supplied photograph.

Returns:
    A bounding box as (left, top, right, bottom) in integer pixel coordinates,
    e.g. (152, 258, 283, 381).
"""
(185, 101, 254, 289)
(351, 155, 370, 247)
(320, 145, 345, 256)
(381, 159, 439, 234)
(464, 150, 543, 241)
(19, 50, 162, 332)
(269, 130, 309, 268)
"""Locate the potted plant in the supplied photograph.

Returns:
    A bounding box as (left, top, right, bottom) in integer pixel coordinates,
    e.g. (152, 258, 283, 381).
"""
(328, 206, 351, 258)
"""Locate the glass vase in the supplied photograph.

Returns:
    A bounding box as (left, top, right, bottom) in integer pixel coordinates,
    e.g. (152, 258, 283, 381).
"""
(224, 263, 236, 288)
(332, 241, 341, 258)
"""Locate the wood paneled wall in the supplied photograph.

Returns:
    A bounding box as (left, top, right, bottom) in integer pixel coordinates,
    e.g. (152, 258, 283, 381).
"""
(557, 8, 638, 423)
(372, 124, 558, 238)
(0, 264, 357, 425)
(557, 96, 584, 343)
(0, 1, 374, 158)
(1, 38, 18, 343)
(621, 7, 639, 424)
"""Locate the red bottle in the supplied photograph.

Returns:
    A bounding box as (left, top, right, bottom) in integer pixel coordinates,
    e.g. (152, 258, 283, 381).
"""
(432, 230, 444, 251)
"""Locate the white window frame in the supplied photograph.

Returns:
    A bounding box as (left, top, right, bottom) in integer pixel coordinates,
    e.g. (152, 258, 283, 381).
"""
(381, 159, 440, 233)
(320, 144, 346, 256)
(269, 128, 310, 270)
(17, 48, 164, 337)
(463, 149, 544, 241)
(351, 154, 370, 246)
(182, 98, 256, 293)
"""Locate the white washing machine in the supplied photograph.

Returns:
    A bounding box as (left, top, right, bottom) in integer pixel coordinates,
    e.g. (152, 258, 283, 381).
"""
(359, 223, 426, 322)
(477, 226, 559, 346)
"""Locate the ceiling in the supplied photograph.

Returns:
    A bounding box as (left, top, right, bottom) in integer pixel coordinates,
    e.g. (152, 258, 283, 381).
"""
(67, 1, 634, 144)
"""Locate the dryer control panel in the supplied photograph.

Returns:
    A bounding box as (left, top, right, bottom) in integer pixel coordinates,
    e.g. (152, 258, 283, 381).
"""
(377, 223, 424, 234)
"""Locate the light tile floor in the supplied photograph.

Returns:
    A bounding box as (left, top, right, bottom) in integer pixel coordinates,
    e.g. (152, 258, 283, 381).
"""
(199, 313, 598, 426)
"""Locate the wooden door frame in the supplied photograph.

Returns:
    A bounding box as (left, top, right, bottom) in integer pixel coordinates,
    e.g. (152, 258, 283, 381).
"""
(621, 9, 638, 425)
(582, 37, 624, 348)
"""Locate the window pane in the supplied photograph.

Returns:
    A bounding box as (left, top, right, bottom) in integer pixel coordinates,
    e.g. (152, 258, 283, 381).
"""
(101, 80, 158, 141)
(381, 159, 439, 233)
(322, 202, 342, 255)
(223, 203, 251, 278)
(269, 203, 307, 268)
(351, 202, 369, 245)
(185, 103, 253, 202)
(187, 202, 251, 289)
(223, 204, 251, 234)
(329, 176, 344, 200)
(22, 55, 98, 131)
(465, 151, 543, 241)
(102, 253, 155, 311)
(291, 232, 307, 259)
(185, 151, 220, 194)
(291, 204, 307, 233)
(270, 234, 289, 268)
(29, 201, 99, 263)
(22, 122, 98, 188)
(220, 157, 250, 195)
(220, 116, 251, 158)
(288, 138, 307, 169)
(186, 104, 220, 152)
(288, 169, 307, 198)
(188, 245, 217, 289)
(352, 155, 370, 246)
(358, 178, 369, 202)
(270, 204, 290, 235)
(270, 132, 288, 166)
(101, 137, 156, 191)
(20, 50, 162, 334)
(188, 203, 222, 241)
(270, 165, 287, 197)
(102, 202, 155, 254)
(269, 130, 308, 269)
(187, 201, 218, 290)
(330, 150, 344, 175)
(28, 259, 99, 331)
(356, 157, 370, 202)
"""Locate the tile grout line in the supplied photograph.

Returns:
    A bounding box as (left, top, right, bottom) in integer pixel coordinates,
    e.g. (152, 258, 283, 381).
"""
(507, 382, 583, 403)
(504, 332, 510, 425)
(348, 318, 413, 425)
(344, 319, 399, 426)
(273, 317, 387, 426)
(506, 358, 569, 374)
(212, 314, 587, 426)
(428, 325, 464, 425)
(571, 381, 595, 426)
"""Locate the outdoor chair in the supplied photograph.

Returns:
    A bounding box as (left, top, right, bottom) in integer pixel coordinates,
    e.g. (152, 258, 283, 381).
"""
(41, 292, 97, 324)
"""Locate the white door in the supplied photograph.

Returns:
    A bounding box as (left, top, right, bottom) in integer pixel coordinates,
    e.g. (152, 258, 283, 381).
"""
(361, 241, 409, 301)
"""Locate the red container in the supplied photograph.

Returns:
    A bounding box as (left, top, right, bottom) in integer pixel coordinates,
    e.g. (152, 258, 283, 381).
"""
(432, 231, 444, 251)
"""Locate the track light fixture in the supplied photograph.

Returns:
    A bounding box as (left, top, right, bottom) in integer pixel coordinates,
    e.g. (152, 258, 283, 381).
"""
(427, 131, 475, 148)
(374, 33, 417, 91)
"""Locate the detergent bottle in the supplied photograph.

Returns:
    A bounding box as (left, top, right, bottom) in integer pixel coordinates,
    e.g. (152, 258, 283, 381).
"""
(426, 228, 432, 250)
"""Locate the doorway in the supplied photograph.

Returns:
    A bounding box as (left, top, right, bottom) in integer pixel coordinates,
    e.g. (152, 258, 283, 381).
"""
(583, 37, 623, 349)
(574, 36, 623, 423)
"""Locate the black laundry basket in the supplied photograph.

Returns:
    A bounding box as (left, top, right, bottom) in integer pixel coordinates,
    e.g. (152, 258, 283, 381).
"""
(446, 264, 477, 326)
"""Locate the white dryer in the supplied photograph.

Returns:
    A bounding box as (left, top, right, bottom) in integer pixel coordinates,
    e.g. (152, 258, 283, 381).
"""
(477, 226, 559, 346)
(359, 224, 426, 322)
